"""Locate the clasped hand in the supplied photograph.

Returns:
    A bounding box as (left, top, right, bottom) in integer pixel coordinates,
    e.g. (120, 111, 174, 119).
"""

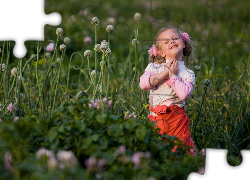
(164, 58, 179, 78)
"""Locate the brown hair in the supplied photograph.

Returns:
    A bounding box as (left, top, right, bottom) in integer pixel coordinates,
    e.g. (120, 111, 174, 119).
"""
(149, 26, 196, 67)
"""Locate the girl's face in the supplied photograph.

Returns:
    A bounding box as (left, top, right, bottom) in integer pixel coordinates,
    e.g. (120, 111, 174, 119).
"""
(158, 29, 185, 60)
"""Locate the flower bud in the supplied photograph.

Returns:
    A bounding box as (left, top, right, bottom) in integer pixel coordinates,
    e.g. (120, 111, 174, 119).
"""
(104, 48, 111, 57)
(64, 37, 70, 44)
(101, 40, 108, 46)
(1, 63, 7, 72)
(45, 52, 51, 58)
(91, 17, 100, 25)
(195, 65, 201, 71)
(84, 50, 92, 59)
(100, 44, 108, 52)
(11, 67, 17, 76)
(132, 39, 139, 45)
(134, 13, 141, 21)
(56, 58, 61, 63)
(106, 25, 114, 33)
(56, 28, 63, 36)
(100, 60, 106, 66)
(203, 79, 211, 87)
(60, 44, 66, 50)
(94, 44, 101, 52)
(98, 84, 101, 92)
(91, 70, 99, 77)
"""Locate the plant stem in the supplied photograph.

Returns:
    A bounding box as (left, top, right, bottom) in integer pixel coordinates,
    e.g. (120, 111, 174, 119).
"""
(93, 25, 97, 100)
(193, 87, 208, 150)
(35, 42, 45, 115)
(51, 36, 59, 61)
(16, 59, 22, 116)
(106, 33, 110, 99)
(51, 50, 65, 116)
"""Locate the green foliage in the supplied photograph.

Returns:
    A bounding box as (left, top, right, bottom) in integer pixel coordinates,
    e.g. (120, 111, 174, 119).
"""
(0, 97, 204, 179)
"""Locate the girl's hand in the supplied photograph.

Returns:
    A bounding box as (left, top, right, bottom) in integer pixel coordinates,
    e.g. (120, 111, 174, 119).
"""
(169, 58, 178, 78)
(164, 59, 174, 75)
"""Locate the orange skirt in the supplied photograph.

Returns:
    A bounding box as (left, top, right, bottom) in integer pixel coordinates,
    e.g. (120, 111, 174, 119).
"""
(148, 104, 195, 154)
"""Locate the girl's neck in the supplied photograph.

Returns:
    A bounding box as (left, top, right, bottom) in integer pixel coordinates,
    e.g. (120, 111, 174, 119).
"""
(165, 56, 183, 62)
(175, 56, 183, 62)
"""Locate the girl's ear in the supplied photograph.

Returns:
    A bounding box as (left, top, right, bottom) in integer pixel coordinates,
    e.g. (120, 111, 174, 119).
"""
(159, 50, 165, 58)
(182, 41, 185, 48)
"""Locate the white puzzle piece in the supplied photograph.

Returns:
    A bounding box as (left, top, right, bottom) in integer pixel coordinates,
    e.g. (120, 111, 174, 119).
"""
(189, 149, 249, 180)
(0, 0, 61, 58)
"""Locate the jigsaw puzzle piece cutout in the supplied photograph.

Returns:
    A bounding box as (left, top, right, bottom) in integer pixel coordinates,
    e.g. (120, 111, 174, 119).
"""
(0, 0, 61, 58)
(188, 149, 250, 180)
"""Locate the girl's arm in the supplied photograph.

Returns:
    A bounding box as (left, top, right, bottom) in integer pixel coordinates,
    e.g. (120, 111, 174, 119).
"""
(140, 60, 174, 91)
(139, 70, 169, 91)
(139, 72, 154, 90)
(165, 75, 194, 101)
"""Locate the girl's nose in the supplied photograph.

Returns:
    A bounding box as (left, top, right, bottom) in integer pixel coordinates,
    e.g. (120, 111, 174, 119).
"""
(170, 38, 175, 43)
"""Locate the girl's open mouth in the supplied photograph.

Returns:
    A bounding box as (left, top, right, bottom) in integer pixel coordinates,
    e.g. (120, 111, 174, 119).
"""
(171, 45, 178, 49)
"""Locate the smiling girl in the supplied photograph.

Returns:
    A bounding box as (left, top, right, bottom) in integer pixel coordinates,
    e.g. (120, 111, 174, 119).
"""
(139, 26, 196, 153)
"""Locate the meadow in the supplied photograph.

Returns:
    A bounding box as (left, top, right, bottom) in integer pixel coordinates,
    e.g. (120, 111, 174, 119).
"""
(0, 0, 249, 179)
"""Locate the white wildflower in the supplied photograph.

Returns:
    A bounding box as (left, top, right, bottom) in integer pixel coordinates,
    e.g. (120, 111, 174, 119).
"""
(98, 84, 101, 92)
(100, 60, 106, 66)
(57, 150, 78, 169)
(48, 156, 58, 170)
(56, 28, 63, 36)
(100, 44, 108, 52)
(64, 37, 70, 44)
(132, 39, 139, 45)
(134, 13, 141, 21)
(45, 52, 51, 58)
(101, 40, 108, 46)
(84, 50, 92, 59)
(195, 65, 201, 71)
(94, 44, 101, 52)
(56, 58, 61, 63)
(36, 148, 54, 159)
(11, 67, 17, 76)
(106, 25, 114, 33)
(60, 44, 66, 50)
(1, 63, 7, 72)
(104, 48, 111, 57)
(91, 17, 100, 25)
(91, 70, 99, 78)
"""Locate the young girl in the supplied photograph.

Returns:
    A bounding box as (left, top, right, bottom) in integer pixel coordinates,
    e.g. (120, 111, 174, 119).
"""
(139, 26, 196, 151)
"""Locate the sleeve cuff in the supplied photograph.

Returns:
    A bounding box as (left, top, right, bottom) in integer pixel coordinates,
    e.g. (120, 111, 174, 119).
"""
(148, 74, 154, 89)
(164, 75, 179, 87)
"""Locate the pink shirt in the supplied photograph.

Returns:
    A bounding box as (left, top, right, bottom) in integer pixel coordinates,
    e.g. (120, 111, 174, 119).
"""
(139, 67, 194, 106)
